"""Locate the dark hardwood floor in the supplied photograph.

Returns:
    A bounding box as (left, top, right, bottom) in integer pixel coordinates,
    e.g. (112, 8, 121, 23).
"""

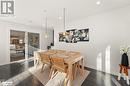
(0, 60, 129, 86)
(16, 75, 44, 86)
(82, 67, 116, 86)
(82, 67, 128, 86)
(0, 59, 34, 81)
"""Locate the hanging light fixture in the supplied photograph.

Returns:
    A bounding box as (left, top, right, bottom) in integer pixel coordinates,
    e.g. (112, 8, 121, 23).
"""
(45, 16, 48, 38)
(62, 8, 68, 36)
(44, 10, 48, 38)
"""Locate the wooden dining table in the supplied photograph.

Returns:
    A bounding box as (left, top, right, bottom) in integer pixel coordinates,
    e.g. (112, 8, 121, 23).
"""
(41, 49, 84, 86)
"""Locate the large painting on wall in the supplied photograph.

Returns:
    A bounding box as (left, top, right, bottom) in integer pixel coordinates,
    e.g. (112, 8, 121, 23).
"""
(59, 32, 66, 42)
(59, 28, 89, 43)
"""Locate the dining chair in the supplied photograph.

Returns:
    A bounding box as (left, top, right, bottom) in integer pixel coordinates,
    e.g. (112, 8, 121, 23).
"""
(34, 50, 46, 67)
(39, 52, 52, 72)
(49, 56, 69, 86)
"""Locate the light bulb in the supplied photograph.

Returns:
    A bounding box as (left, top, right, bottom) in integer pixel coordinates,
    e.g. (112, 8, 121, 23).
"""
(63, 32, 66, 35)
(45, 33, 48, 38)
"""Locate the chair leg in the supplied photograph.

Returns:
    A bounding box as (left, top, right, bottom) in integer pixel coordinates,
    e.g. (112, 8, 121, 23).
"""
(79, 64, 83, 76)
(51, 71, 58, 79)
(41, 63, 45, 72)
(64, 73, 69, 86)
(36, 60, 39, 68)
(49, 68, 54, 79)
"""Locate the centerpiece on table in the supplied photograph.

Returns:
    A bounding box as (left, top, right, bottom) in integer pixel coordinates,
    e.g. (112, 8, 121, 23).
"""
(120, 45, 130, 67)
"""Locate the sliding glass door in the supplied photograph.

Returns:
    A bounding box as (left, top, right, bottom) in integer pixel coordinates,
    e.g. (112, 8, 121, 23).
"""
(28, 32, 40, 58)
(10, 30, 25, 62)
(10, 30, 40, 62)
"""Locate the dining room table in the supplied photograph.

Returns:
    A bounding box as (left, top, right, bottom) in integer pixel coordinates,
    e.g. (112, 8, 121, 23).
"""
(41, 49, 84, 86)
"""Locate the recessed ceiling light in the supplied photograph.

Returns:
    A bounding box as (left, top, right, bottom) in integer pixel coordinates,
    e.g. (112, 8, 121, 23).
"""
(58, 16, 62, 20)
(96, 1, 101, 5)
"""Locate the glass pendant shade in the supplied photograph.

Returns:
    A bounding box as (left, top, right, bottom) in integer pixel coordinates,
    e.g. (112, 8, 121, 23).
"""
(45, 32, 48, 38)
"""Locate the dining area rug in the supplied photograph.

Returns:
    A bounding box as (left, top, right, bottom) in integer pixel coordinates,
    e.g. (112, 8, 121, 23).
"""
(29, 65, 90, 86)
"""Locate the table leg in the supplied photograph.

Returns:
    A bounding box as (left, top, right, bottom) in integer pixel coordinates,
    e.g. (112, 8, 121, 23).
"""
(81, 57, 84, 75)
(68, 63, 73, 86)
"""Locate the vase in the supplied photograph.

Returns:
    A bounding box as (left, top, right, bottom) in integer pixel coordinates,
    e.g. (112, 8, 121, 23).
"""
(121, 53, 129, 67)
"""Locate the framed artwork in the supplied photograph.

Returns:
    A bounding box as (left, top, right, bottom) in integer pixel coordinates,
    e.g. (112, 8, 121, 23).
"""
(76, 29, 89, 41)
(59, 32, 66, 42)
(59, 28, 89, 43)
(66, 29, 77, 43)
(28, 32, 40, 48)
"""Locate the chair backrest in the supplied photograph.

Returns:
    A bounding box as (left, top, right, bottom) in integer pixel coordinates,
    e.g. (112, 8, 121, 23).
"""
(34, 50, 46, 60)
(51, 56, 66, 70)
(39, 53, 51, 64)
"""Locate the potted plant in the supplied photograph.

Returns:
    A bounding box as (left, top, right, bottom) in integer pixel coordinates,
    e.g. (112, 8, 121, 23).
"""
(120, 46, 130, 67)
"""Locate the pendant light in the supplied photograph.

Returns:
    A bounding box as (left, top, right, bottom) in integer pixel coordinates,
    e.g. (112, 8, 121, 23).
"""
(44, 10, 48, 38)
(63, 8, 67, 35)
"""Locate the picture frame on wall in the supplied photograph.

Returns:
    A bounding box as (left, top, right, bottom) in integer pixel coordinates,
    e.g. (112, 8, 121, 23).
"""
(28, 32, 40, 48)
(66, 29, 77, 43)
(58, 28, 89, 43)
(76, 29, 89, 41)
(59, 32, 66, 42)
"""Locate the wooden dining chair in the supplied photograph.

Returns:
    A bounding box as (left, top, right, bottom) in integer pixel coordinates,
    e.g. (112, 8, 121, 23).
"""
(49, 56, 69, 86)
(34, 50, 46, 67)
(39, 52, 52, 72)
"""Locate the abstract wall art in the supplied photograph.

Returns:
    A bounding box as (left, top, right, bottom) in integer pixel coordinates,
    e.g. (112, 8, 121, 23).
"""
(59, 28, 89, 43)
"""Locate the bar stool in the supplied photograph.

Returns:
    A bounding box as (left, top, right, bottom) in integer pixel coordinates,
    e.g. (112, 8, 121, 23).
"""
(118, 64, 130, 85)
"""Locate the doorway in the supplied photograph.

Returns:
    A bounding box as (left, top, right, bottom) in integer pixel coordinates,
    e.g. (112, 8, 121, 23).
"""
(10, 30, 25, 62)
(10, 30, 40, 62)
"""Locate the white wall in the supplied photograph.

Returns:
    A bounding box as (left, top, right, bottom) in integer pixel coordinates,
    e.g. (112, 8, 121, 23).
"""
(41, 28, 54, 49)
(0, 20, 53, 65)
(54, 6, 130, 75)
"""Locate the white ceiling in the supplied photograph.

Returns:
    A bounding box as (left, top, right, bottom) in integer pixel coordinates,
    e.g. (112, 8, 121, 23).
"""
(0, 0, 130, 28)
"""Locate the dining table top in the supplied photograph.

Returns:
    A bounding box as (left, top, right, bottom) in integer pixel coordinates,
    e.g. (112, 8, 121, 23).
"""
(42, 49, 82, 64)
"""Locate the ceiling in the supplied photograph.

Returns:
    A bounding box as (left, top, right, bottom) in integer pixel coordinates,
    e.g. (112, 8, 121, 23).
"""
(0, 0, 130, 28)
